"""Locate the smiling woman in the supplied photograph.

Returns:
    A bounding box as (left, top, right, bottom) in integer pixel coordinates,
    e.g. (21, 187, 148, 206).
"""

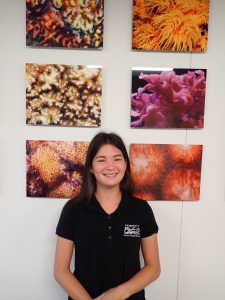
(54, 131, 161, 300)
(91, 144, 127, 194)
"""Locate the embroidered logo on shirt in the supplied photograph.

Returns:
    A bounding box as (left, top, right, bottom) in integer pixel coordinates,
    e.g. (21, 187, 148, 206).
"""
(124, 224, 140, 238)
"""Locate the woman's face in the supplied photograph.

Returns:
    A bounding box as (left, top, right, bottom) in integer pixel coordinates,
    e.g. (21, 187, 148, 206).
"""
(91, 144, 127, 190)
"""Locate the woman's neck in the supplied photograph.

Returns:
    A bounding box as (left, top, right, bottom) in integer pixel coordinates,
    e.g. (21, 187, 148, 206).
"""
(95, 187, 122, 214)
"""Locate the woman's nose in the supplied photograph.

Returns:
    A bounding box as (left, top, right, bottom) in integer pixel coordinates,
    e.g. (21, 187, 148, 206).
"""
(105, 160, 115, 168)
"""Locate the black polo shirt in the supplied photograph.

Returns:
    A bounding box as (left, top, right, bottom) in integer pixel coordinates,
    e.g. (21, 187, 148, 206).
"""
(56, 194, 158, 300)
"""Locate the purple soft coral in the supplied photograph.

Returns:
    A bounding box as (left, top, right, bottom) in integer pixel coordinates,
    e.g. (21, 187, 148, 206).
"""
(131, 69, 206, 128)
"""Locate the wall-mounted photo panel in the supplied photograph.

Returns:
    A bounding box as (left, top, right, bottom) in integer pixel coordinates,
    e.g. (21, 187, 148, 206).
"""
(130, 144, 203, 201)
(26, 140, 89, 198)
(132, 0, 209, 52)
(26, 63, 102, 127)
(131, 68, 207, 128)
(26, 0, 104, 49)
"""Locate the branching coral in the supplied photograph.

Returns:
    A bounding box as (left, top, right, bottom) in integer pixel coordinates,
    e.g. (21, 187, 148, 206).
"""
(132, 0, 209, 52)
(26, 63, 102, 127)
(26, 0, 104, 48)
(131, 69, 206, 128)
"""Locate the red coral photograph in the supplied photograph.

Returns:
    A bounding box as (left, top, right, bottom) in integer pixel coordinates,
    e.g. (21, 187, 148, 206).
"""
(26, 140, 89, 198)
(130, 144, 203, 201)
(26, 63, 102, 127)
(26, 0, 104, 49)
(132, 0, 209, 52)
(131, 68, 207, 129)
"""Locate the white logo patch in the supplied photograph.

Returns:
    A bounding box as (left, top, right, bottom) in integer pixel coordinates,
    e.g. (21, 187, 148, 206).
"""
(124, 224, 140, 238)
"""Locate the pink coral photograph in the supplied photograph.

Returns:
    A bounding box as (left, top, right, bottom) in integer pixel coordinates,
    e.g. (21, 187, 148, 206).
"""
(132, 0, 209, 52)
(130, 144, 203, 201)
(26, 140, 89, 198)
(131, 68, 207, 128)
(26, 63, 102, 127)
(26, 0, 104, 49)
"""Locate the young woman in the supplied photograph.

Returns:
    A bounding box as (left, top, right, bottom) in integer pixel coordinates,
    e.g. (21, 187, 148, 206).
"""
(54, 132, 160, 300)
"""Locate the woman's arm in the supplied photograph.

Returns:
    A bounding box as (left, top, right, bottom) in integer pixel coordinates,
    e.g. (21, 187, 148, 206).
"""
(96, 233, 160, 300)
(54, 236, 93, 300)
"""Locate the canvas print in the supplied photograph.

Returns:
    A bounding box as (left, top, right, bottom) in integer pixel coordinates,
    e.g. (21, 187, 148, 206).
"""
(130, 144, 203, 201)
(131, 68, 207, 128)
(26, 63, 102, 127)
(26, 140, 89, 198)
(132, 0, 209, 52)
(26, 0, 104, 49)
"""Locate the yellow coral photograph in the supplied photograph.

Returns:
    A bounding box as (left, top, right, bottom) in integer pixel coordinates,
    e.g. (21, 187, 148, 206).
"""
(26, 140, 89, 198)
(26, 63, 102, 127)
(132, 0, 210, 52)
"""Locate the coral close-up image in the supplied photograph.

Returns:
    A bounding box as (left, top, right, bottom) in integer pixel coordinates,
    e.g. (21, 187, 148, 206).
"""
(131, 68, 207, 128)
(26, 0, 104, 48)
(26, 140, 89, 198)
(132, 0, 209, 52)
(26, 63, 102, 127)
(130, 143, 203, 201)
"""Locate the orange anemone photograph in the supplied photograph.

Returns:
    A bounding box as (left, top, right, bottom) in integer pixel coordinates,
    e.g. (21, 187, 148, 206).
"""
(26, 140, 89, 198)
(132, 0, 210, 52)
(130, 143, 203, 201)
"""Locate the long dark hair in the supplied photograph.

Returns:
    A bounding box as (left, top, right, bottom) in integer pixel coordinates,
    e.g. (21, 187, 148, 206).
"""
(72, 131, 133, 201)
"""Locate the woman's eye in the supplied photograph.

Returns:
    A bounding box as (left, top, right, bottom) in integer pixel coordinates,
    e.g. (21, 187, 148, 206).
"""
(96, 159, 105, 163)
(115, 158, 123, 161)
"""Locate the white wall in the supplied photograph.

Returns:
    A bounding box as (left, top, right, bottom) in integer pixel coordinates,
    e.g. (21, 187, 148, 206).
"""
(0, 1, 225, 299)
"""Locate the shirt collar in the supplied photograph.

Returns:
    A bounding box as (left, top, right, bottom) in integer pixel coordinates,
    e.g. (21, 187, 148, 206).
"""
(86, 194, 130, 215)
(86, 195, 105, 214)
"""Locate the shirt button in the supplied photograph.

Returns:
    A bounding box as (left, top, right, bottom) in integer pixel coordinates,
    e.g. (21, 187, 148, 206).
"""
(108, 226, 112, 230)
(107, 215, 111, 220)
(108, 235, 112, 239)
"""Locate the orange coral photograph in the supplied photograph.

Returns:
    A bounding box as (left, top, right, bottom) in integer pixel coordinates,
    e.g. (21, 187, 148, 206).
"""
(26, 140, 89, 198)
(130, 144, 203, 200)
(26, 63, 102, 127)
(132, 0, 210, 52)
(26, 0, 104, 49)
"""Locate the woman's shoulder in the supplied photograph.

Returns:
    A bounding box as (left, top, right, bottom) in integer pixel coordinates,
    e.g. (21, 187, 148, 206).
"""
(123, 195, 153, 213)
(61, 198, 85, 214)
(127, 195, 150, 207)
